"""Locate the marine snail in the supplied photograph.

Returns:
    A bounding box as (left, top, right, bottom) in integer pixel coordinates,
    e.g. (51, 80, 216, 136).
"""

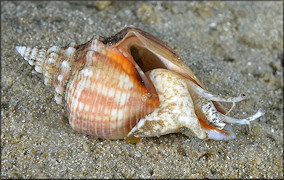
(15, 27, 265, 141)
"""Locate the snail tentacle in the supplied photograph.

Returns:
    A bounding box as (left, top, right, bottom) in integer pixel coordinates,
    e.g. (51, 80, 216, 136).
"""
(218, 109, 265, 125)
(186, 80, 246, 103)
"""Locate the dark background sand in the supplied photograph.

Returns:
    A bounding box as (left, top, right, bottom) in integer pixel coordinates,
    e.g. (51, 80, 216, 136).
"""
(1, 1, 283, 178)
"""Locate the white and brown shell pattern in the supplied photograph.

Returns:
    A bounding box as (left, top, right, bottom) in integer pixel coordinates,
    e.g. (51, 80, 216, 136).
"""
(15, 27, 265, 141)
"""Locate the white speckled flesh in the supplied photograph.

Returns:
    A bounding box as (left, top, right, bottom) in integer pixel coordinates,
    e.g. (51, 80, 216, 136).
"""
(128, 68, 207, 139)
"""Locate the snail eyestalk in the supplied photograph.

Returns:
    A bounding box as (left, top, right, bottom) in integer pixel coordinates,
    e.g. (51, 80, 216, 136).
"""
(186, 80, 247, 103)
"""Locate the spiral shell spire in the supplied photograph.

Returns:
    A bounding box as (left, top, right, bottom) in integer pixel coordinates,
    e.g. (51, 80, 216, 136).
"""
(15, 45, 77, 104)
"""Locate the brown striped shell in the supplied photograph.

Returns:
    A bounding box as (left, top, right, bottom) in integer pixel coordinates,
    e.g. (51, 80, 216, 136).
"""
(16, 27, 264, 141)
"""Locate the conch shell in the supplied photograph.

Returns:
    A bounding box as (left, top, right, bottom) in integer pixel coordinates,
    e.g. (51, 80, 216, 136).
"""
(15, 27, 265, 141)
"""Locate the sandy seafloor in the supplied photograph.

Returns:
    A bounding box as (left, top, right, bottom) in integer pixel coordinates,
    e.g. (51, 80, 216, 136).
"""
(1, 1, 283, 178)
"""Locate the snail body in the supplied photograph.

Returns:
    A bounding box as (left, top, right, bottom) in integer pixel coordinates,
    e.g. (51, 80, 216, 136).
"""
(16, 27, 265, 140)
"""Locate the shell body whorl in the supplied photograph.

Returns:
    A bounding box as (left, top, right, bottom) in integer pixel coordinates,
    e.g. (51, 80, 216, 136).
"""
(65, 40, 159, 139)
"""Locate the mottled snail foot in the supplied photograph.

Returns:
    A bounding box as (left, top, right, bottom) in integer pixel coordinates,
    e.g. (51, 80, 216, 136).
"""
(127, 68, 207, 140)
(127, 68, 265, 141)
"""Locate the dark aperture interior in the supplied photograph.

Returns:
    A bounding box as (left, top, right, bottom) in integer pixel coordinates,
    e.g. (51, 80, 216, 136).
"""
(130, 46, 167, 73)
